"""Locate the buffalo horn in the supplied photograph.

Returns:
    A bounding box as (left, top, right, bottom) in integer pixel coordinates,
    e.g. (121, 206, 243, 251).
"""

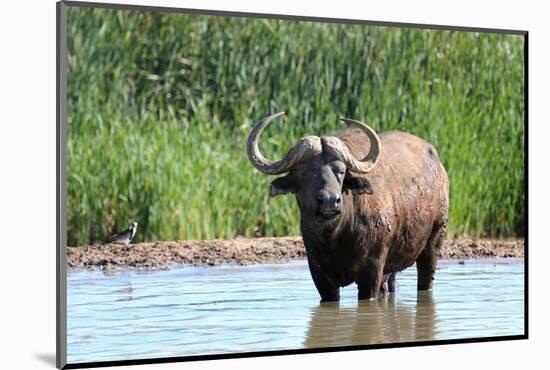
(322, 118, 381, 173)
(246, 112, 322, 175)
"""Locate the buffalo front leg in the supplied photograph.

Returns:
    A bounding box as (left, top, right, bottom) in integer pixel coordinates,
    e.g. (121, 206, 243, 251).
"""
(306, 256, 340, 302)
(416, 222, 446, 291)
(357, 257, 385, 300)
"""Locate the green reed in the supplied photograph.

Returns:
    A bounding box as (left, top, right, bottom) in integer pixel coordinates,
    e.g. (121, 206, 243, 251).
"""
(66, 7, 525, 245)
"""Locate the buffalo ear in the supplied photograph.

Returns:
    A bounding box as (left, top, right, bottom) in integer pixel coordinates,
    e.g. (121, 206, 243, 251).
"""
(343, 175, 373, 195)
(270, 175, 298, 197)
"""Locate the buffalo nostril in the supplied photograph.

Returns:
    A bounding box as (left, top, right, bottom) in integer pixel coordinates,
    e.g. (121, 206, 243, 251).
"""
(317, 193, 341, 210)
(317, 195, 325, 206)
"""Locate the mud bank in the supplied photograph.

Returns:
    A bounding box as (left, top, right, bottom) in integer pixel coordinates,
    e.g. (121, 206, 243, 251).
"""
(67, 236, 524, 271)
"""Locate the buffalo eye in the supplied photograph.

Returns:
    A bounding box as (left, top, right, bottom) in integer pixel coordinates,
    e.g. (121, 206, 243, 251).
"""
(343, 175, 373, 195)
(331, 163, 346, 179)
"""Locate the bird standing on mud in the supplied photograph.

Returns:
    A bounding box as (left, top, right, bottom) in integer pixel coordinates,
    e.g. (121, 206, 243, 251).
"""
(107, 222, 138, 251)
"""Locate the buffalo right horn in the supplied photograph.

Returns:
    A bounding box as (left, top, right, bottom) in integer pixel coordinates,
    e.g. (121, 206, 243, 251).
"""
(247, 112, 322, 175)
(338, 118, 381, 173)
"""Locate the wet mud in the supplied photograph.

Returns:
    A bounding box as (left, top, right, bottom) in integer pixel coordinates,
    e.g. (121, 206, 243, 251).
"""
(67, 236, 524, 272)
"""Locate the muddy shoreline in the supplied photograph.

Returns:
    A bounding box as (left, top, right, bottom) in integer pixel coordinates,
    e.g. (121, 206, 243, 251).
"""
(67, 236, 524, 272)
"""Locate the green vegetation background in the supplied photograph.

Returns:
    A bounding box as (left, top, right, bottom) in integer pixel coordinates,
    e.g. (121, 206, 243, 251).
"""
(67, 7, 525, 246)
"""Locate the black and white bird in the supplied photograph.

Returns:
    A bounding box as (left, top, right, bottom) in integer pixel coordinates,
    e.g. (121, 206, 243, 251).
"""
(107, 222, 138, 250)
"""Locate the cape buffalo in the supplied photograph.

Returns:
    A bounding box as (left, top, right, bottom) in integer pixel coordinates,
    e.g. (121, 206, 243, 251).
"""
(247, 112, 449, 302)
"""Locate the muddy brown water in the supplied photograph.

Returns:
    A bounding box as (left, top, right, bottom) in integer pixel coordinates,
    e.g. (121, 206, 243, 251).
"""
(67, 259, 524, 364)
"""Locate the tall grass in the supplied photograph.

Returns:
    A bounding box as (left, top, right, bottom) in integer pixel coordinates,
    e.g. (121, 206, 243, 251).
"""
(66, 7, 525, 246)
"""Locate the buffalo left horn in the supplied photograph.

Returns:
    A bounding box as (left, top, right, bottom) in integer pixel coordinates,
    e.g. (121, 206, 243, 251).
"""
(247, 112, 322, 175)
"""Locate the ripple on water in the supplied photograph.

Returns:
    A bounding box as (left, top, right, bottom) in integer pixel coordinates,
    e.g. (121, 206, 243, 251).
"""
(67, 260, 525, 364)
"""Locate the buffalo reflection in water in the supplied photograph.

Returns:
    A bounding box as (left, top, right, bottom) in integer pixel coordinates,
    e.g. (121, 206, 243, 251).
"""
(304, 291, 437, 348)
